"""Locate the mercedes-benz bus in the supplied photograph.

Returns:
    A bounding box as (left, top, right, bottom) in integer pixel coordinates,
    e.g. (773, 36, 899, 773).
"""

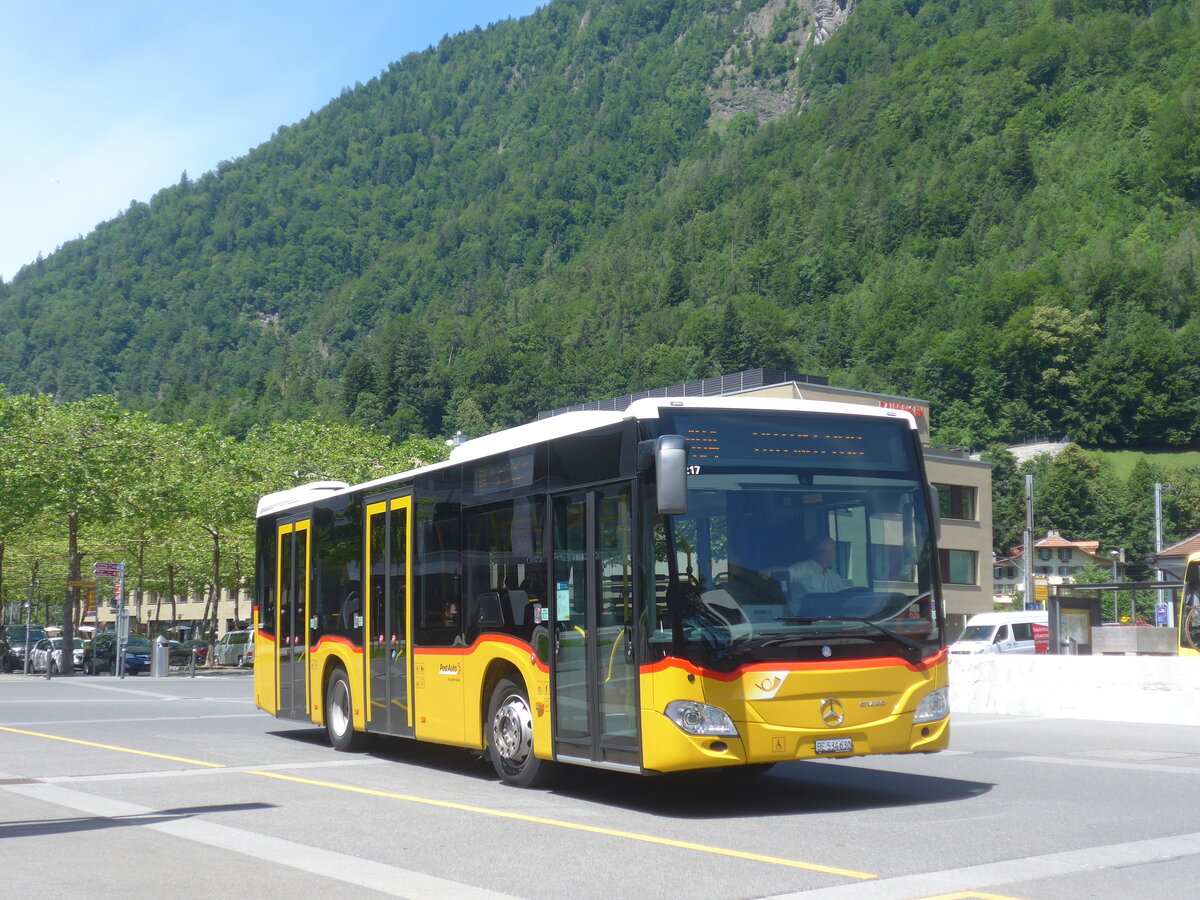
(1180, 552, 1200, 658)
(253, 396, 950, 786)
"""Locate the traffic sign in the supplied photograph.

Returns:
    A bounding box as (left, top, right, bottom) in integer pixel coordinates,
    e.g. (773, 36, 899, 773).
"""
(93, 562, 123, 577)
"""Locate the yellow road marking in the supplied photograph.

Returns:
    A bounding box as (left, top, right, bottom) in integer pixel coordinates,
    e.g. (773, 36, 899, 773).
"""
(915, 894, 1027, 900)
(248, 769, 877, 880)
(0, 725, 226, 769)
(2, 724, 875, 881)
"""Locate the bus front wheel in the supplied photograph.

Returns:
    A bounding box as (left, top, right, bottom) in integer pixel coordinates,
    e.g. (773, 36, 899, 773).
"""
(487, 677, 554, 788)
(325, 668, 367, 752)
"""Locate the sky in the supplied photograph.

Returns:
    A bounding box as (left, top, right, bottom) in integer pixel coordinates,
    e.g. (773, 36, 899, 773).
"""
(0, 0, 544, 282)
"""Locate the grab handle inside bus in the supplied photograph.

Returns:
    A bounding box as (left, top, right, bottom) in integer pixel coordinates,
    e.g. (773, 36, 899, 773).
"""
(639, 435, 688, 516)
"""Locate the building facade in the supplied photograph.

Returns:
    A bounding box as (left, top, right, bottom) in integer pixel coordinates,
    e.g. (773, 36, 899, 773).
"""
(996, 529, 1127, 603)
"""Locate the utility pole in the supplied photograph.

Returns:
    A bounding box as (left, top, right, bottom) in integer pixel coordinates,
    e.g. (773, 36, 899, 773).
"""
(1023, 474, 1035, 609)
(1154, 482, 1173, 628)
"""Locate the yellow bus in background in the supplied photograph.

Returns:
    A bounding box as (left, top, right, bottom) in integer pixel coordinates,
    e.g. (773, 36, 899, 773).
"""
(253, 396, 949, 786)
(1180, 552, 1200, 658)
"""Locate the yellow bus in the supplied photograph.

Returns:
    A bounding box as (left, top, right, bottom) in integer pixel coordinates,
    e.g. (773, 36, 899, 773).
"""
(253, 396, 950, 786)
(1180, 553, 1200, 658)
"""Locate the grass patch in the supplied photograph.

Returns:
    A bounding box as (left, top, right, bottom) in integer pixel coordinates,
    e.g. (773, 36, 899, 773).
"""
(1084, 449, 1200, 480)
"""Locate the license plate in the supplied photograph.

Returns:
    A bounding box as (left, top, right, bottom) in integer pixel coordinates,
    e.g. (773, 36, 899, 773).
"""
(815, 737, 853, 754)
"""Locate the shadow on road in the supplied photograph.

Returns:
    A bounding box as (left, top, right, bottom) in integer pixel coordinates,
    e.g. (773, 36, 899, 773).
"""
(549, 761, 993, 818)
(268, 728, 992, 817)
(0, 802, 274, 839)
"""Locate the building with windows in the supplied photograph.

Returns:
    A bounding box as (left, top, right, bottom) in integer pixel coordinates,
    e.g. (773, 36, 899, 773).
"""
(996, 530, 1126, 602)
(543, 368, 993, 634)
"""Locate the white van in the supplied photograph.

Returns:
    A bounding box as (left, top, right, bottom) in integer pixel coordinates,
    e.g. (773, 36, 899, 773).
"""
(950, 611, 1048, 655)
(214, 629, 254, 667)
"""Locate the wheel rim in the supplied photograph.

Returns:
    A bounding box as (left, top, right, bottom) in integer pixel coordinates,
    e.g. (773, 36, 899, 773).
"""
(492, 692, 533, 768)
(329, 679, 351, 737)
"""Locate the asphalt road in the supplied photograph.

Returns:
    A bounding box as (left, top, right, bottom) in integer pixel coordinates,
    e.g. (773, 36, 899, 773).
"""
(1, 671, 1198, 900)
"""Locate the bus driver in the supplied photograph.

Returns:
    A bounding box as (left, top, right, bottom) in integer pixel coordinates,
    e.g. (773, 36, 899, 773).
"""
(787, 536, 849, 609)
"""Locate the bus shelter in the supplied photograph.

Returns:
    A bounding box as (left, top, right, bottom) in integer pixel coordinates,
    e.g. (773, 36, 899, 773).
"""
(1048, 582, 1181, 655)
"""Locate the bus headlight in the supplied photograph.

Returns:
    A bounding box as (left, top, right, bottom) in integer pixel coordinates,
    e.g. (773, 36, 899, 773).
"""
(913, 687, 949, 724)
(665, 701, 738, 737)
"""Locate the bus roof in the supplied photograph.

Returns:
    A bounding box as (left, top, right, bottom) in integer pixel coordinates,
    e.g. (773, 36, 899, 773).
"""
(256, 396, 917, 519)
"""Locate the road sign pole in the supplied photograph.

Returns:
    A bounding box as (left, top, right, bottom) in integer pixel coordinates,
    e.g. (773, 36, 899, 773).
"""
(117, 564, 126, 678)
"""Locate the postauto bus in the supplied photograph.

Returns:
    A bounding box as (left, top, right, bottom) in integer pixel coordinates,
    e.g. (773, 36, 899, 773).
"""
(1180, 552, 1200, 658)
(253, 396, 949, 786)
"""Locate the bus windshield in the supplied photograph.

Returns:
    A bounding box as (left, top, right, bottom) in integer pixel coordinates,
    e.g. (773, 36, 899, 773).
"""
(647, 410, 940, 668)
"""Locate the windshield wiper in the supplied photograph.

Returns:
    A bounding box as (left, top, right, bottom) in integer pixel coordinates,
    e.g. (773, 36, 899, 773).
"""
(774, 616, 925, 656)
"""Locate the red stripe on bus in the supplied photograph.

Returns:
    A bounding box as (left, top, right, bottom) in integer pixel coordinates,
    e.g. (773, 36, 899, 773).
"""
(413, 634, 549, 672)
(312, 635, 364, 653)
(640, 648, 947, 680)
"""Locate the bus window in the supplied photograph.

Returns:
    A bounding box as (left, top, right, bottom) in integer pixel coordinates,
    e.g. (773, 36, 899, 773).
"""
(463, 496, 547, 644)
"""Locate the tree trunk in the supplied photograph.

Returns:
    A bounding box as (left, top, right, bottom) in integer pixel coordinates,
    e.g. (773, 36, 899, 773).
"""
(168, 564, 177, 627)
(209, 527, 221, 661)
(62, 509, 79, 677)
(135, 540, 146, 622)
(199, 586, 212, 640)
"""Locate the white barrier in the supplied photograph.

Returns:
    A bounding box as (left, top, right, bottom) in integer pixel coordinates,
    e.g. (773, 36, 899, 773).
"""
(948, 654, 1200, 726)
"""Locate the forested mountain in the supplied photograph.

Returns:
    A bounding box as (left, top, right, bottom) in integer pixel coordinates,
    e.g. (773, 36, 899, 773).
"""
(1, 0, 1197, 449)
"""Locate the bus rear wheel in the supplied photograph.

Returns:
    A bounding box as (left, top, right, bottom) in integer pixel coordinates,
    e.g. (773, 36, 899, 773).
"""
(325, 668, 367, 752)
(487, 677, 554, 788)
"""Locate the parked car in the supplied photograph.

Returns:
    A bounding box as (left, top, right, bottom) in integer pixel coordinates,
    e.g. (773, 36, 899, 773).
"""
(29, 636, 85, 674)
(83, 632, 152, 675)
(3, 625, 48, 672)
(214, 630, 254, 667)
(169, 639, 208, 666)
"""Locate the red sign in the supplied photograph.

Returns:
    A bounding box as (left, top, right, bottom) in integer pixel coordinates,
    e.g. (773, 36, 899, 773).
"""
(1032, 623, 1050, 654)
(93, 562, 123, 577)
(879, 401, 926, 418)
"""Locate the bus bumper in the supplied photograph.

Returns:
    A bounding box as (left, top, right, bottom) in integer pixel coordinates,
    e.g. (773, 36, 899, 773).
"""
(641, 708, 949, 773)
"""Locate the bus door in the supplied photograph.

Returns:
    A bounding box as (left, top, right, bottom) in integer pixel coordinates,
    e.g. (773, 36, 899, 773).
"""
(551, 483, 640, 770)
(276, 518, 310, 721)
(365, 494, 414, 737)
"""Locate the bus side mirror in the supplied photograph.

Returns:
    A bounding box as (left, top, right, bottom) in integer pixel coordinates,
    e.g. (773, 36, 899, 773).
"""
(639, 436, 688, 516)
(929, 485, 942, 543)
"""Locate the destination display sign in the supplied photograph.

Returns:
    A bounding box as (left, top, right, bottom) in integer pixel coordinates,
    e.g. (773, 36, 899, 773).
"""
(659, 410, 915, 474)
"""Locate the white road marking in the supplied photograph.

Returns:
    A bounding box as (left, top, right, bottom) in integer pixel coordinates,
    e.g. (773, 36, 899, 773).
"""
(4, 780, 521, 900)
(41, 757, 387, 784)
(758, 830, 1200, 900)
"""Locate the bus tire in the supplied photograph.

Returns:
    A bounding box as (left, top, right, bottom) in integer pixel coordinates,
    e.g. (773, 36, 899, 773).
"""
(487, 677, 554, 788)
(325, 668, 367, 752)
